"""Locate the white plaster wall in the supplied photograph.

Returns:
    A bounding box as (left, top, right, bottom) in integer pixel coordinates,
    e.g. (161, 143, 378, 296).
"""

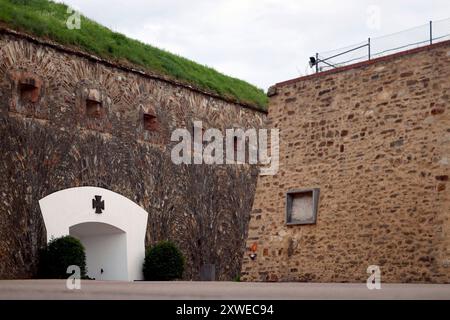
(79, 233, 128, 281)
(39, 187, 148, 281)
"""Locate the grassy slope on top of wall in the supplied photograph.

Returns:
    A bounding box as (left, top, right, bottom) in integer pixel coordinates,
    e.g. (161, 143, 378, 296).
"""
(0, 0, 268, 110)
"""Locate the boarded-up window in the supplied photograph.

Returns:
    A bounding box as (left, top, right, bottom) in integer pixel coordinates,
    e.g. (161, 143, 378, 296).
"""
(286, 188, 320, 225)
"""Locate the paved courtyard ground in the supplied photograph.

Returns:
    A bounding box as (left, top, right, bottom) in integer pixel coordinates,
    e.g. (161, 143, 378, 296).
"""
(0, 280, 450, 299)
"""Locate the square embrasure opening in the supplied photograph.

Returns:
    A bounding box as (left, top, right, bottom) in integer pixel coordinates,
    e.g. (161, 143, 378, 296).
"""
(18, 79, 39, 104)
(286, 188, 320, 225)
(86, 99, 103, 118)
(143, 113, 159, 131)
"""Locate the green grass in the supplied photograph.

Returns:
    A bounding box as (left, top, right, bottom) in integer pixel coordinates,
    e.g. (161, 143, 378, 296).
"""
(0, 0, 268, 109)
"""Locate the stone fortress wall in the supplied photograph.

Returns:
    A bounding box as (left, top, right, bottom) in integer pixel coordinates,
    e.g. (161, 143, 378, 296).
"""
(241, 41, 450, 283)
(0, 28, 266, 280)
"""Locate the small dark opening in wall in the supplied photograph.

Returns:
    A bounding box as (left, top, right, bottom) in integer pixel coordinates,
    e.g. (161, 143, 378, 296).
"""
(144, 113, 159, 131)
(340, 145, 345, 152)
(19, 79, 39, 104)
(86, 99, 103, 118)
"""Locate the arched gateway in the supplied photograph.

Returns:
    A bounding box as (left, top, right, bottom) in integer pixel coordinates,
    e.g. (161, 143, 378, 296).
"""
(39, 187, 148, 281)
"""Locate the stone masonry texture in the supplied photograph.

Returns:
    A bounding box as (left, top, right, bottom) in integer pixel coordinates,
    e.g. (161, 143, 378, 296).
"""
(0, 30, 266, 280)
(241, 41, 450, 283)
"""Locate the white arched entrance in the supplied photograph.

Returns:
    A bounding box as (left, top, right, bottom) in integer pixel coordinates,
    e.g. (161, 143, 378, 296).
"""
(69, 222, 128, 281)
(39, 187, 148, 281)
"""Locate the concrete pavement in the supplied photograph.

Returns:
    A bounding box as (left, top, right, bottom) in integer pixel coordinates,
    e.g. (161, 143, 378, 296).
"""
(1, 280, 450, 299)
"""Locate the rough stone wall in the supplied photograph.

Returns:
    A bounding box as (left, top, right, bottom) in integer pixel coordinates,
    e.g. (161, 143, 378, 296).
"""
(241, 42, 450, 283)
(0, 31, 266, 280)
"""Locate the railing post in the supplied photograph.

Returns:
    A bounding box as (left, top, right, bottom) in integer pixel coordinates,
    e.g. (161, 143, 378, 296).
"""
(430, 20, 433, 45)
(315, 52, 319, 73)
(368, 38, 371, 60)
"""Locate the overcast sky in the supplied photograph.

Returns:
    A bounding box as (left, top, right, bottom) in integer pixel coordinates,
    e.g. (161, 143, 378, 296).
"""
(59, 0, 450, 90)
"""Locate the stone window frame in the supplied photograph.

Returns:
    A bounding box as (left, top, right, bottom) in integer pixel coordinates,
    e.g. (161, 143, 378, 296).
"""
(85, 89, 104, 119)
(285, 188, 320, 226)
(76, 85, 112, 132)
(8, 71, 45, 117)
(138, 102, 167, 144)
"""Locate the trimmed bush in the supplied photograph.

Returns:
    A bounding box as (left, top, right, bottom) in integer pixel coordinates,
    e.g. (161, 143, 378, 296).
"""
(143, 241, 184, 281)
(39, 235, 87, 279)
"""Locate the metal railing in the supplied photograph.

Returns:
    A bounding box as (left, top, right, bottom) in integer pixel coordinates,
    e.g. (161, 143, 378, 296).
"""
(310, 18, 450, 73)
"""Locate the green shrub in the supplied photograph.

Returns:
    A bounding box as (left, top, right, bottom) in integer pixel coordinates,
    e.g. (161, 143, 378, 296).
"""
(39, 235, 87, 279)
(143, 241, 184, 281)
